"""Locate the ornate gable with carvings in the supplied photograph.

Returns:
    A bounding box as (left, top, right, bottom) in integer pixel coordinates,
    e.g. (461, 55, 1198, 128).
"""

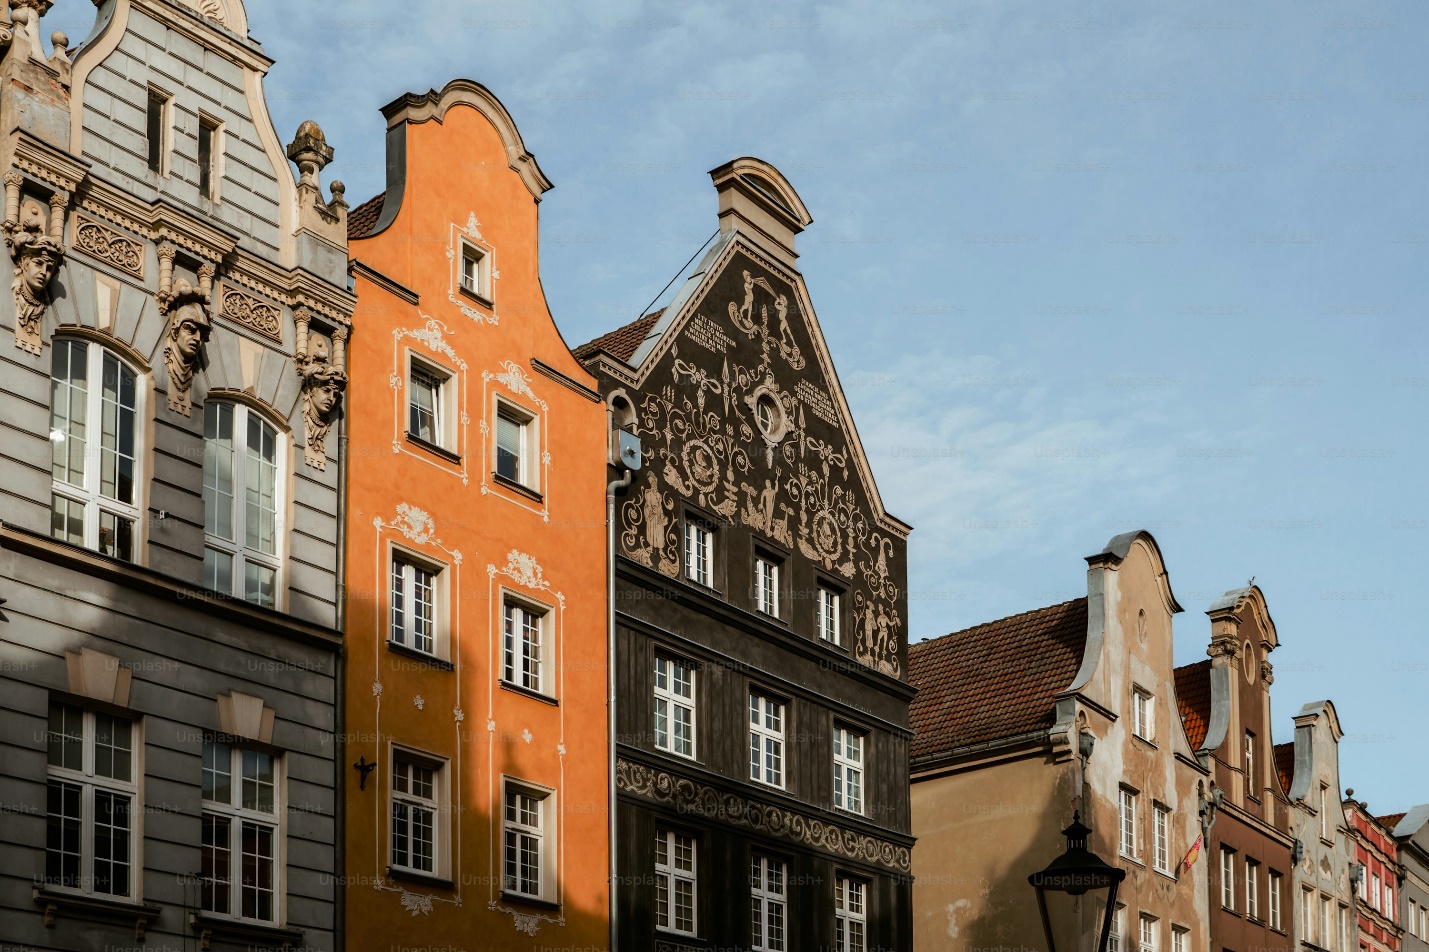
(613, 242, 908, 678)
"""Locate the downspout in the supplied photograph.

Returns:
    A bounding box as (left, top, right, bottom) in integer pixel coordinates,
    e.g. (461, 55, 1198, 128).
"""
(606, 424, 632, 952)
(334, 410, 350, 952)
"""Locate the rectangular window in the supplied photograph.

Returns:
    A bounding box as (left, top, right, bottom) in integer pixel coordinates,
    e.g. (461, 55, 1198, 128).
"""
(654, 656, 695, 758)
(146, 88, 170, 174)
(1383, 882, 1393, 918)
(1244, 731, 1256, 794)
(1171, 926, 1189, 952)
(835, 876, 866, 952)
(198, 115, 221, 200)
(201, 741, 279, 922)
(502, 600, 545, 694)
(408, 367, 442, 446)
(1108, 905, 1126, 952)
(749, 692, 785, 788)
(1139, 915, 1158, 952)
(1302, 888, 1316, 943)
(389, 557, 438, 655)
(817, 585, 841, 645)
(1269, 870, 1282, 930)
(460, 244, 488, 299)
(683, 519, 713, 587)
(1320, 784, 1330, 839)
(1153, 804, 1170, 872)
(1220, 848, 1235, 910)
(1132, 688, 1154, 740)
(1371, 874, 1381, 912)
(754, 555, 779, 616)
(390, 756, 438, 875)
(204, 401, 281, 608)
(502, 784, 549, 899)
(1246, 859, 1260, 920)
(45, 703, 136, 899)
(1321, 896, 1333, 949)
(655, 829, 696, 936)
(494, 404, 535, 488)
(751, 854, 786, 951)
(833, 726, 864, 815)
(1118, 788, 1138, 858)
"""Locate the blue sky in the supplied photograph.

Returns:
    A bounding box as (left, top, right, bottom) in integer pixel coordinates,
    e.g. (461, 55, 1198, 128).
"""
(59, 1, 1427, 810)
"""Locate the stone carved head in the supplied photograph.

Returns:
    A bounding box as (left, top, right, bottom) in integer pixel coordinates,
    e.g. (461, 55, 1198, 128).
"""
(298, 334, 347, 469)
(8, 199, 64, 354)
(163, 278, 211, 415)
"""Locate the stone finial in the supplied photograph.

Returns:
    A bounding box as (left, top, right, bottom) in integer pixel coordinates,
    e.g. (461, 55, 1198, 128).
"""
(5, 191, 64, 354)
(48, 31, 71, 85)
(163, 278, 212, 416)
(286, 121, 347, 243)
(286, 120, 333, 191)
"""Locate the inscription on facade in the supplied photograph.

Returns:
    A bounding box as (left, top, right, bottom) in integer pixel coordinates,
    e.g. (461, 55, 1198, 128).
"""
(796, 377, 838, 426)
(686, 312, 735, 353)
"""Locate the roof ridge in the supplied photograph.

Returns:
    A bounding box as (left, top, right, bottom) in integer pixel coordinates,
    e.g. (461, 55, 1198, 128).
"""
(911, 597, 1086, 651)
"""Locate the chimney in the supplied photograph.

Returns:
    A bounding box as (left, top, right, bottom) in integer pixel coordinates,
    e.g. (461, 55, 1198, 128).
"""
(708, 157, 812, 267)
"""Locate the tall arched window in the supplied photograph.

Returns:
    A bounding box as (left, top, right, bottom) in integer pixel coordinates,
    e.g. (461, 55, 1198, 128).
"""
(49, 339, 142, 561)
(203, 401, 282, 608)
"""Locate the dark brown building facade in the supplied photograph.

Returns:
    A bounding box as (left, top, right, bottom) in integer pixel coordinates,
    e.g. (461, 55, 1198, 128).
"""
(578, 157, 914, 951)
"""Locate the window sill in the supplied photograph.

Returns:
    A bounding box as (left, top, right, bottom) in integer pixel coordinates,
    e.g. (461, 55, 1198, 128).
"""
(1131, 733, 1159, 751)
(654, 927, 705, 945)
(458, 284, 494, 309)
(387, 866, 455, 889)
(1118, 852, 1145, 868)
(499, 680, 559, 706)
(34, 887, 162, 940)
(492, 471, 543, 502)
(386, 639, 454, 670)
(405, 432, 462, 465)
(190, 911, 304, 951)
(500, 891, 561, 912)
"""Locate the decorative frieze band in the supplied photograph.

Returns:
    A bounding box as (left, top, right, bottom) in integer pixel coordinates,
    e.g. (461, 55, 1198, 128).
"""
(218, 283, 283, 342)
(71, 214, 144, 278)
(616, 758, 912, 873)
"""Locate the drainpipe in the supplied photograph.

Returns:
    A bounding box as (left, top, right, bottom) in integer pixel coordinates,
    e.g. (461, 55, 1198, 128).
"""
(606, 442, 632, 952)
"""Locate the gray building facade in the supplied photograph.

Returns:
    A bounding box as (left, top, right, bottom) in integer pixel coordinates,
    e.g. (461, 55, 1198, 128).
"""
(0, 1, 352, 949)
(1390, 806, 1429, 952)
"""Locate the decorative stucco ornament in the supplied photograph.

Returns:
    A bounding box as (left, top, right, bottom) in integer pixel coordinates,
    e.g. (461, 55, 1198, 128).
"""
(4, 190, 65, 355)
(163, 278, 212, 415)
(294, 309, 348, 469)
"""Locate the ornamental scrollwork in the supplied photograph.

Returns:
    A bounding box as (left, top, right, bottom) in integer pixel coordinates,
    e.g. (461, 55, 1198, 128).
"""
(219, 284, 282, 342)
(72, 215, 143, 277)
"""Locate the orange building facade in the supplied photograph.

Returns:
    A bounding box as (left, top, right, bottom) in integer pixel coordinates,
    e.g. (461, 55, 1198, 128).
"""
(341, 80, 610, 946)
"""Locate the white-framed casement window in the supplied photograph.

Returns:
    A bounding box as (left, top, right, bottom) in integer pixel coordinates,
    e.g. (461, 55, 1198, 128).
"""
(502, 780, 553, 900)
(1220, 848, 1236, 909)
(1132, 687, 1154, 740)
(749, 691, 785, 788)
(201, 740, 281, 922)
(1153, 803, 1170, 873)
(197, 112, 224, 201)
(1269, 870, 1282, 929)
(390, 753, 442, 875)
(1302, 888, 1316, 943)
(754, 554, 780, 616)
(459, 241, 490, 300)
(1107, 904, 1126, 952)
(1139, 914, 1158, 952)
(835, 876, 867, 952)
(655, 828, 696, 936)
(493, 399, 537, 490)
(203, 401, 283, 608)
(1244, 731, 1256, 793)
(1246, 858, 1260, 920)
(1384, 882, 1393, 918)
(1171, 926, 1189, 952)
(654, 656, 695, 758)
(1371, 874, 1381, 912)
(45, 701, 137, 898)
(1321, 895, 1333, 949)
(816, 584, 841, 645)
(751, 854, 786, 951)
(833, 726, 864, 815)
(146, 86, 172, 175)
(407, 360, 450, 450)
(1118, 788, 1139, 859)
(50, 339, 143, 563)
(683, 517, 714, 587)
(389, 553, 443, 657)
(1320, 784, 1331, 839)
(502, 597, 549, 695)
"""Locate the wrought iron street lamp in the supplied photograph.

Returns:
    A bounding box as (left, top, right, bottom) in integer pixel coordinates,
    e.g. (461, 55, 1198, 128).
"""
(1028, 813, 1127, 952)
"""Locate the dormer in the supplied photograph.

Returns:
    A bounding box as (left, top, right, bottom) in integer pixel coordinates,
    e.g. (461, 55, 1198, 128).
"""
(709, 157, 812, 267)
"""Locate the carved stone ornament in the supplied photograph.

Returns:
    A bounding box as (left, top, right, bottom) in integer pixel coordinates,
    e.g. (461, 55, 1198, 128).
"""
(295, 310, 347, 469)
(218, 284, 282, 342)
(72, 214, 144, 278)
(3, 178, 66, 355)
(163, 278, 212, 415)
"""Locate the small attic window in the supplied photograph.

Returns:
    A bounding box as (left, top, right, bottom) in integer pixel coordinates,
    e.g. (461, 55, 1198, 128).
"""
(741, 173, 795, 217)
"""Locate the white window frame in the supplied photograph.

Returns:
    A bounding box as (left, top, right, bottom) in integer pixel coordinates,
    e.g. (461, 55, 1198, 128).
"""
(44, 702, 139, 900)
(203, 400, 285, 608)
(683, 517, 714, 587)
(1118, 788, 1139, 859)
(1153, 803, 1170, 873)
(1108, 904, 1126, 952)
(751, 854, 786, 951)
(816, 584, 842, 645)
(458, 239, 491, 301)
(1320, 783, 1331, 839)
(749, 691, 785, 789)
(1139, 914, 1158, 952)
(200, 739, 282, 923)
(1302, 887, 1316, 943)
(833, 726, 864, 815)
(835, 875, 866, 952)
(146, 85, 173, 176)
(1383, 881, 1393, 918)
(1371, 873, 1381, 912)
(389, 750, 444, 877)
(407, 357, 455, 451)
(1132, 687, 1154, 740)
(754, 554, 780, 617)
(388, 550, 445, 658)
(1244, 730, 1256, 794)
(50, 338, 144, 562)
(655, 828, 697, 936)
(493, 398, 538, 491)
(1269, 870, 1282, 930)
(654, 655, 696, 759)
(196, 111, 224, 202)
(1321, 894, 1333, 949)
(502, 595, 550, 696)
(1171, 926, 1189, 952)
(1246, 858, 1260, 920)
(502, 779, 555, 901)
(1221, 848, 1236, 910)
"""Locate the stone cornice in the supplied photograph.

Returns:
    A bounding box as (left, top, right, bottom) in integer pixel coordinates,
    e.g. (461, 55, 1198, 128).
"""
(9, 131, 90, 193)
(616, 755, 913, 873)
(349, 258, 419, 306)
(152, 199, 240, 262)
(130, 0, 270, 73)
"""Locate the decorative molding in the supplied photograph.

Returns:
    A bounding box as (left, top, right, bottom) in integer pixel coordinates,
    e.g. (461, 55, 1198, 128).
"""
(617, 758, 911, 873)
(64, 648, 132, 705)
(71, 214, 144, 277)
(480, 361, 549, 521)
(295, 309, 347, 469)
(4, 181, 65, 354)
(218, 283, 283, 342)
(391, 317, 470, 483)
(489, 902, 564, 936)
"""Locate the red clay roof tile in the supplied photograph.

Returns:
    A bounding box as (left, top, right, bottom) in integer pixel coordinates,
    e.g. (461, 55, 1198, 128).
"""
(1175, 660, 1212, 750)
(1274, 741, 1295, 796)
(573, 308, 664, 362)
(348, 192, 385, 240)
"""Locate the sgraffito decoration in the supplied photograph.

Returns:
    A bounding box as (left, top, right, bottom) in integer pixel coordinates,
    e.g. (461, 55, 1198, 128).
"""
(620, 249, 905, 677)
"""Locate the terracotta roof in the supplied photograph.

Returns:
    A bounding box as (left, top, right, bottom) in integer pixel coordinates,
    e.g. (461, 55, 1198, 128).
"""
(1175, 660, 1212, 750)
(1274, 741, 1295, 795)
(1378, 812, 1407, 831)
(573, 309, 664, 362)
(348, 192, 386, 240)
(908, 598, 1087, 762)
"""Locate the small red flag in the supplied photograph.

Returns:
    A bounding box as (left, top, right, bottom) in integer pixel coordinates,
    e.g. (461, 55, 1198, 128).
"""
(1181, 835, 1203, 871)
